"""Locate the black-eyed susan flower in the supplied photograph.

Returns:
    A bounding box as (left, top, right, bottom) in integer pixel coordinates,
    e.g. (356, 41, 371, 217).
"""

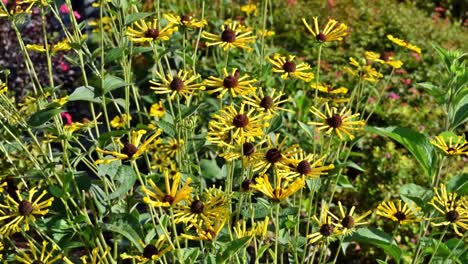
(173, 187, 230, 228)
(429, 184, 468, 236)
(96, 129, 162, 164)
(150, 69, 205, 100)
(376, 200, 421, 225)
(310, 83, 350, 104)
(430, 134, 468, 156)
(181, 217, 227, 241)
(121, 236, 173, 263)
(126, 18, 178, 43)
(160, 138, 184, 158)
(328, 201, 372, 236)
(240, 4, 257, 16)
(110, 113, 132, 129)
(15, 240, 70, 264)
(344, 57, 383, 82)
(63, 114, 101, 135)
(309, 102, 365, 140)
(267, 54, 314, 82)
(251, 173, 305, 202)
(364, 51, 403, 69)
(142, 170, 192, 207)
(163, 13, 207, 28)
(201, 21, 256, 51)
(220, 140, 265, 163)
(207, 104, 268, 147)
(149, 102, 165, 118)
(234, 217, 269, 240)
(243, 88, 293, 116)
(0, 1, 34, 17)
(387, 34, 421, 54)
(0, 187, 54, 236)
(26, 40, 71, 54)
(308, 204, 340, 244)
(251, 134, 300, 175)
(150, 153, 172, 172)
(302, 17, 347, 43)
(204, 68, 257, 99)
(284, 152, 334, 180)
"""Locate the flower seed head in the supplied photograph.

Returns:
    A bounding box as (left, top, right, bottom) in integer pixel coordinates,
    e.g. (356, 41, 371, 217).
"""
(181, 14, 191, 23)
(190, 200, 205, 214)
(162, 194, 175, 204)
(341, 215, 355, 228)
(145, 28, 160, 39)
(265, 148, 282, 163)
(221, 28, 236, 43)
(380, 52, 391, 62)
(242, 142, 255, 156)
(282, 61, 296, 73)
(223, 75, 239, 88)
(233, 114, 249, 128)
(143, 244, 159, 259)
(319, 223, 334, 236)
(19, 200, 33, 216)
(297, 160, 312, 175)
(122, 143, 138, 158)
(170, 77, 185, 91)
(260, 96, 274, 110)
(241, 179, 254, 191)
(316, 32, 327, 42)
(326, 114, 343, 128)
(393, 211, 407, 221)
(446, 210, 460, 222)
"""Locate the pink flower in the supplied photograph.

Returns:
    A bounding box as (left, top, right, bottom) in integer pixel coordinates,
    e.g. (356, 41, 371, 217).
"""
(59, 4, 69, 14)
(73, 11, 81, 20)
(368, 97, 376, 103)
(434, 6, 445, 12)
(387, 92, 400, 100)
(287, 0, 297, 6)
(385, 153, 391, 159)
(59, 61, 70, 72)
(395, 69, 407, 75)
(401, 78, 412, 85)
(61, 112, 73, 125)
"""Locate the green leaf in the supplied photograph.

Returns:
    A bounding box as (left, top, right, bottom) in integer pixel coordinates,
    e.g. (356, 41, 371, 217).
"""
(103, 75, 127, 94)
(124, 12, 154, 25)
(200, 159, 222, 179)
(399, 184, 433, 209)
(366, 126, 435, 177)
(105, 47, 125, 63)
(447, 174, 468, 195)
(298, 121, 314, 139)
(155, 120, 175, 137)
(267, 115, 283, 133)
(181, 103, 203, 119)
(345, 228, 401, 262)
(217, 237, 250, 262)
(107, 165, 137, 200)
(68, 86, 102, 102)
(101, 222, 143, 251)
(28, 108, 64, 127)
(450, 92, 468, 129)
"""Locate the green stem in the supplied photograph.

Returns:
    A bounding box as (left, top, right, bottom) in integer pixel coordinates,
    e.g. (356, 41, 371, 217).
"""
(427, 225, 449, 264)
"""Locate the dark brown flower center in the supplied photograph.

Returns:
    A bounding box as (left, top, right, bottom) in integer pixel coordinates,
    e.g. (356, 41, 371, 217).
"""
(242, 142, 255, 156)
(32, 261, 44, 264)
(379, 52, 390, 62)
(145, 28, 160, 39)
(326, 114, 343, 128)
(19, 200, 33, 215)
(341, 215, 355, 228)
(181, 14, 191, 23)
(170, 77, 185, 91)
(233, 114, 249, 128)
(223, 75, 239, 88)
(162, 194, 175, 204)
(282, 61, 296, 73)
(446, 147, 456, 153)
(319, 223, 334, 236)
(143, 244, 159, 259)
(316, 32, 327, 42)
(446, 210, 460, 222)
(122, 143, 138, 158)
(221, 28, 236, 43)
(190, 200, 205, 214)
(241, 179, 254, 191)
(265, 148, 282, 163)
(260, 96, 274, 109)
(297, 160, 312, 175)
(393, 211, 407, 221)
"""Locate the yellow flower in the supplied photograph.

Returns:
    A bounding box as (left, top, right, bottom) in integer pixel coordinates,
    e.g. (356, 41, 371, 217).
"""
(258, 29, 275, 38)
(142, 170, 192, 207)
(309, 102, 365, 140)
(429, 184, 468, 236)
(387, 34, 421, 54)
(80, 247, 111, 264)
(284, 152, 334, 180)
(121, 236, 173, 263)
(431, 134, 468, 156)
(308, 204, 340, 244)
(376, 200, 421, 225)
(328, 201, 372, 236)
(205, 68, 257, 99)
(0, 241, 3, 259)
(268, 54, 314, 82)
(310, 83, 350, 104)
(150, 69, 205, 100)
(242, 88, 293, 116)
(110, 113, 132, 129)
(0, 181, 6, 193)
(234, 217, 269, 240)
(91, 0, 111, 8)
(0, 79, 8, 94)
(96, 129, 162, 164)
(126, 18, 178, 43)
(163, 13, 207, 28)
(160, 138, 184, 158)
(364, 51, 403, 69)
(0, 187, 54, 236)
(64, 114, 101, 135)
(15, 240, 67, 264)
(251, 134, 300, 175)
(219, 140, 266, 164)
(240, 4, 257, 16)
(302, 17, 347, 43)
(251, 173, 305, 202)
(150, 153, 172, 172)
(344, 57, 383, 82)
(181, 217, 227, 241)
(54, 95, 69, 106)
(88, 16, 114, 33)
(149, 102, 165, 118)
(0, 1, 34, 17)
(207, 104, 268, 147)
(202, 21, 256, 51)
(26, 40, 71, 54)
